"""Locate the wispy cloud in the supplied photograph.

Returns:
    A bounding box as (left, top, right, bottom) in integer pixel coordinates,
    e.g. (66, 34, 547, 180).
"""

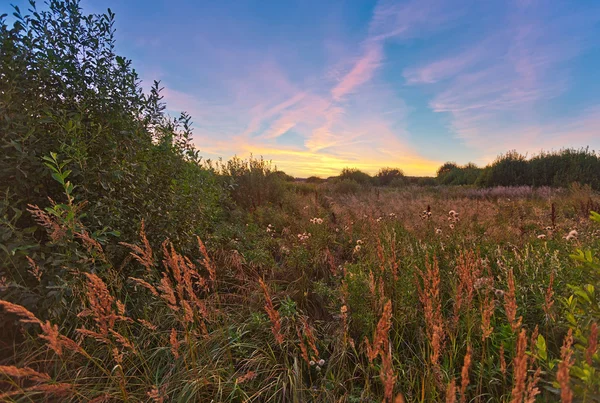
(403, 0, 600, 157)
(132, 0, 600, 175)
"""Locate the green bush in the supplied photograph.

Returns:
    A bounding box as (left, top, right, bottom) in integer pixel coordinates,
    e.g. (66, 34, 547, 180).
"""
(338, 168, 372, 185)
(375, 168, 406, 187)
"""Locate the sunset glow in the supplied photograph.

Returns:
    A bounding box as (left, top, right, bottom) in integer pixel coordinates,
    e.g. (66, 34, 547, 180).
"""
(28, 0, 600, 176)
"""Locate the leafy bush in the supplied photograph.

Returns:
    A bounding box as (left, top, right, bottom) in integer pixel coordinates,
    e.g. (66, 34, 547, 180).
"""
(332, 179, 361, 194)
(215, 155, 287, 210)
(375, 168, 406, 187)
(338, 168, 372, 185)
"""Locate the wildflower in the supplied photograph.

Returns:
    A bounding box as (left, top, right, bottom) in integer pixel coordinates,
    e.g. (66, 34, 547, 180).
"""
(460, 345, 472, 403)
(380, 343, 396, 402)
(494, 289, 505, 298)
(537, 234, 546, 239)
(557, 329, 574, 403)
(499, 344, 506, 377)
(26, 257, 42, 282)
(120, 220, 154, 272)
(419, 210, 432, 220)
(435, 228, 442, 235)
(377, 217, 383, 223)
(318, 359, 325, 366)
(449, 224, 455, 230)
(0, 300, 41, 324)
(354, 244, 362, 253)
(309, 360, 316, 366)
(511, 329, 528, 402)
(170, 328, 180, 358)
(147, 386, 165, 402)
(503, 269, 522, 332)
(259, 278, 284, 344)
(525, 367, 542, 403)
(446, 379, 457, 403)
(473, 277, 492, 291)
(0, 365, 51, 382)
(365, 300, 393, 362)
(197, 237, 216, 283)
(301, 317, 319, 359)
(480, 293, 495, 341)
(417, 257, 444, 367)
(297, 232, 311, 242)
(297, 326, 310, 363)
(138, 319, 158, 331)
(565, 230, 578, 241)
(236, 371, 257, 384)
(544, 273, 555, 321)
(356, 239, 364, 245)
(449, 210, 457, 216)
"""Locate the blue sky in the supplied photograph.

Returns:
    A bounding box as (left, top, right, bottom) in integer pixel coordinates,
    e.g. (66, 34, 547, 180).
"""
(7, 0, 600, 176)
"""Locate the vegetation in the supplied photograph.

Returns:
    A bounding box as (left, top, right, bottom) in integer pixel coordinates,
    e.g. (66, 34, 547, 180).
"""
(1, 2, 600, 402)
(436, 149, 600, 189)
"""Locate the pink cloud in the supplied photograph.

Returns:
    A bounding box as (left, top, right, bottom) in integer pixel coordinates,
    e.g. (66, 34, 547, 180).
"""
(331, 43, 383, 101)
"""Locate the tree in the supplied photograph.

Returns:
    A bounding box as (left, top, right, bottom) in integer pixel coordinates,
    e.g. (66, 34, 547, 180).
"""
(375, 168, 406, 186)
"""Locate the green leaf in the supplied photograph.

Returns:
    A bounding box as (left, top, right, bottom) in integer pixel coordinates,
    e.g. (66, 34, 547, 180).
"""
(51, 172, 65, 185)
(536, 335, 547, 361)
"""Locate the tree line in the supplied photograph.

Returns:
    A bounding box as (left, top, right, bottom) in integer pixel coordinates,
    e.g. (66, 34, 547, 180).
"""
(306, 148, 600, 190)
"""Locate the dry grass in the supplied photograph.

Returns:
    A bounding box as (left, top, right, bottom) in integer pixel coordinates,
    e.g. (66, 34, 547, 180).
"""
(1, 185, 598, 401)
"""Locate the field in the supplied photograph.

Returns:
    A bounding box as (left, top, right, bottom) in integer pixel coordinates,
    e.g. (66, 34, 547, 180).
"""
(2, 178, 600, 402)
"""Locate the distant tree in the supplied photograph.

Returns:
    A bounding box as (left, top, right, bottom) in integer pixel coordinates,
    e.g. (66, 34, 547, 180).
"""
(271, 170, 295, 182)
(478, 150, 528, 187)
(436, 162, 481, 185)
(306, 176, 325, 184)
(375, 167, 406, 186)
(437, 162, 459, 177)
(339, 168, 372, 185)
(476, 148, 600, 189)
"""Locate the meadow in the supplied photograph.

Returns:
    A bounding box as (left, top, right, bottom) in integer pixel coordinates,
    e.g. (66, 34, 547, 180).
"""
(1, 1, 600, 402)
(2, 174, 600, 401)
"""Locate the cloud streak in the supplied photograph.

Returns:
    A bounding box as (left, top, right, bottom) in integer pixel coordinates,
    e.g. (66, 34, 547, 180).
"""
(404, 0, 600, 158)
(131, 0, 600, 176)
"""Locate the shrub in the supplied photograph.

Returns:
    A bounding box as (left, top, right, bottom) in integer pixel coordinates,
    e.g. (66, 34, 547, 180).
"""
(216, 155, 287, 210)
(375, 168, 406, 187)
(332, 179, 361, 194)
(338, 168, 372, 185)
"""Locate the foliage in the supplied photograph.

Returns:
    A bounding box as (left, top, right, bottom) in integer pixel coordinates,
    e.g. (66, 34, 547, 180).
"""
(476, 148, 600, 190)
(338, 168, 372, 185)
(437, 162, 482, 186)
(214, 155, 288, 210)
(306, 176, 326, 184)
(375, 167, 406, 187)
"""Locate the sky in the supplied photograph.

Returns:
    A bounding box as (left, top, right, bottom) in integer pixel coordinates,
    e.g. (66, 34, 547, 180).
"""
(8, 0, 600, 177)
